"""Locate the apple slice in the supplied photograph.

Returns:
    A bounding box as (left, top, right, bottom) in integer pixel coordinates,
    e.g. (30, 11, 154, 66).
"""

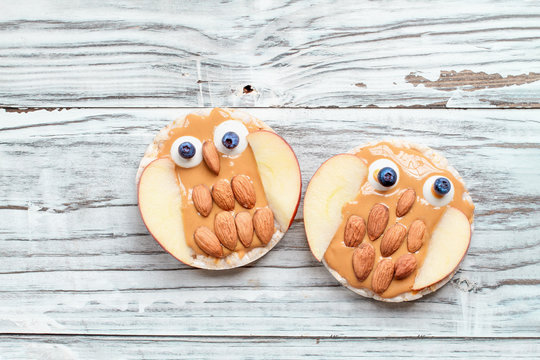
(138, 158, 191, 264)
(412, 207, 471, 291)
(304, 154, 368, 261)
(247, 130, 302, 231)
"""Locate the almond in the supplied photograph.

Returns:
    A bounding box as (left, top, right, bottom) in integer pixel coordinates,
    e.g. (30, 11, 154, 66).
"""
(202, 141, 220, 175)
(380, 223, 407, 257)
(407, 219, 426, 252)
(253, 207, 274, 244)
(395, 254, 417, 280)
(367, 203, 389, 241)
(214, 211, 238, 250)
(352, 242, 375, 281)
(235, 212, 254, 247)
(372, 259, 394, 294)
(231, 175, 256, 209)
(396, 188, 416, 217)
(193, 226, 223, 258)
(212, 179, 235, 211)
(192, 184, 213, 217)
(344, 215, 366, 247)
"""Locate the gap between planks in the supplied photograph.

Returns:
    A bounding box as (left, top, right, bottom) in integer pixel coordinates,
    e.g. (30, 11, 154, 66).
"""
(3, 106, 540, 112)
(0, 333, 539, 340)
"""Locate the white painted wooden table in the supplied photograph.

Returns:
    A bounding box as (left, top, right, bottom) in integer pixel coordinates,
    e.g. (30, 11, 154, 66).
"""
(1, 1, 539, 359)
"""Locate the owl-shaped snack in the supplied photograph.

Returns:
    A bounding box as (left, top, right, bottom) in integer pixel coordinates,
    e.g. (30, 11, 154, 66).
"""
(304, 140, 474, 301)
(137, 108, 301, 269)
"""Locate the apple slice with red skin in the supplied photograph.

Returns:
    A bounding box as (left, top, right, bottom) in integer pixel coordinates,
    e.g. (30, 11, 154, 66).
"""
(137, 130, 301, 267)
(246, 130, 302, 231)
(137, 158, 191, 264)
(304, 154, 368, 261)
(412, 207, 471, 291)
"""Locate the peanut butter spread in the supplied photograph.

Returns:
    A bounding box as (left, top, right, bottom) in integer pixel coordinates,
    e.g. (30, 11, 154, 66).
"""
(156, 108, 270, 259)
(324, 142, 474, 298)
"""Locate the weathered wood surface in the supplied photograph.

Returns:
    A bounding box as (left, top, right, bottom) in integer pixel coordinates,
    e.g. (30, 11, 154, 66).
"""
(1, 108, 539, 347)
(0, 335, 539, 360)
(2, 1, 540, 355)
(1, 0, 539, 108)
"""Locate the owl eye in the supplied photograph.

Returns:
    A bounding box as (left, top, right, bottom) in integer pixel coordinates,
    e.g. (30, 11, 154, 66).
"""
(423, 176, 454, 206)
(214, 120, 249, 156)
(170, 136, 203, 168)
(368, 159, 400, 191)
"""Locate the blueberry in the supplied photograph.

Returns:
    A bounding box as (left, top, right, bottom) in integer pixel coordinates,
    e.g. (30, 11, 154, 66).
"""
(377, 167, 397, 187)
(178, 142, 196, 159)
(433, 177, 451, 196)
(222, 131, 240, 149)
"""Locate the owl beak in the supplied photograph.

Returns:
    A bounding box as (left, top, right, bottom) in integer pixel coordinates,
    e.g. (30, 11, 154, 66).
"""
(202, 140, 220, 175)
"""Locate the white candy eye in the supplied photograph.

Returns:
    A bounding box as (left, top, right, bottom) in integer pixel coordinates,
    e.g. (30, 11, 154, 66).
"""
(170, 136, 203, 168)
(423, 175, 454, 207)
(368, 159, 400, 191)
(213, 120, 249, 157)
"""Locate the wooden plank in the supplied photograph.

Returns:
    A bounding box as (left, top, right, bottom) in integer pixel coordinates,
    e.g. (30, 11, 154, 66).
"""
(1, 335, 539, 359)
(0, 1, 539, 108)
(0, 108, 539, 338)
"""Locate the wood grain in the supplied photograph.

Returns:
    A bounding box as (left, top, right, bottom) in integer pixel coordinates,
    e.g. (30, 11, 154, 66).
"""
(2, 0, 539, 356)
(1, 108, 539, 342)
(1, 335, 539, 359)
(0, 0, 539, 108)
